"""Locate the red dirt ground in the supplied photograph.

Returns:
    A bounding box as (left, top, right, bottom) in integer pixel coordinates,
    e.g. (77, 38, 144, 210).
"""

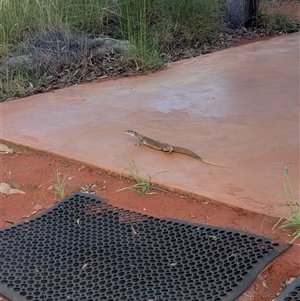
(0, 150, 299, 301)
(238, 0, 300, 46)
(267, 0, 300, 21)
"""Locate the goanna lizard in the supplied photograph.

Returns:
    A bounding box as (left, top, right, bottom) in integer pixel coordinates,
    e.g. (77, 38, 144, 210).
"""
(125, 130, 228, 168)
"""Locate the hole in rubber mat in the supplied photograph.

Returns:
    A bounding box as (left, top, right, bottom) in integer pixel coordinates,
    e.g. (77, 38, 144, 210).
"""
(0, 193, 291, 301)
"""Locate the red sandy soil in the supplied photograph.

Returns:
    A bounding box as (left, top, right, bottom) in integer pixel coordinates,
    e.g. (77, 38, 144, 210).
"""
(0, 150, 299, 301)
(238, 0, 300, 46)
(267, 0, 300, 20)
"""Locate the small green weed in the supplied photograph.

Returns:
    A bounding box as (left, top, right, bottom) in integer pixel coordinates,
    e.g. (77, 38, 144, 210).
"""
(273, 144, 300, 243)
(1, 167, 22, 189)
(273, 166, 300, 243)
(118, 160, 167, 195)
(27, 183, 41, 190)
(50, 168, 70, 200)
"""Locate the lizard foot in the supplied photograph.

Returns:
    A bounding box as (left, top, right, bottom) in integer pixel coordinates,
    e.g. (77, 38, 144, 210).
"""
(163, 146, 173, 153)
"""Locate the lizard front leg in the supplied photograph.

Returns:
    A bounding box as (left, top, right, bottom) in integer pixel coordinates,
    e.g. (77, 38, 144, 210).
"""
(162, 145, 173, 153)
(134, 139, 142, 146)
(135, 137, 146, 146)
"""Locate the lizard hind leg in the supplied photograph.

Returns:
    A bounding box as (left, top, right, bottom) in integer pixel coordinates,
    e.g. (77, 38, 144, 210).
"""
(163, 145, 173, 153)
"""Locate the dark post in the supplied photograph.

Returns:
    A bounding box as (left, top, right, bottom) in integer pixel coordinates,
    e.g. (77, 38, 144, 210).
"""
(226, 0, 259, 28)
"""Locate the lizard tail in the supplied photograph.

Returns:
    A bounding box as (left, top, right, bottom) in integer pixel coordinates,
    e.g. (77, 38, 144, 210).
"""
(200, 159, 230, 168)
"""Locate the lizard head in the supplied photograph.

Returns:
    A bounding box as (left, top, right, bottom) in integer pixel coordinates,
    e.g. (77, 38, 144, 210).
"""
(124, 130, 136, 136)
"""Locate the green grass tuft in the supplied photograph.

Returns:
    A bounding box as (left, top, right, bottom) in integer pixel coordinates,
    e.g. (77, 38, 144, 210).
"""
(118, 160, 167, 195)
(273, 166, 300, 244)
(273, 144, 300, 244)
(50, 168, 70, 200)
(259, 1, 299, 33)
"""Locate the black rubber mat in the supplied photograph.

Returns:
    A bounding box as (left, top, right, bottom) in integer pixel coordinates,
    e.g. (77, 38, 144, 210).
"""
(275, 276, 300, 301)
(0, 193, 291, 301)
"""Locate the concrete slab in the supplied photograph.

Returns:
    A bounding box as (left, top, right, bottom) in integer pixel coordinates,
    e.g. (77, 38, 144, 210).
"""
(1, 33, 299, 217)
